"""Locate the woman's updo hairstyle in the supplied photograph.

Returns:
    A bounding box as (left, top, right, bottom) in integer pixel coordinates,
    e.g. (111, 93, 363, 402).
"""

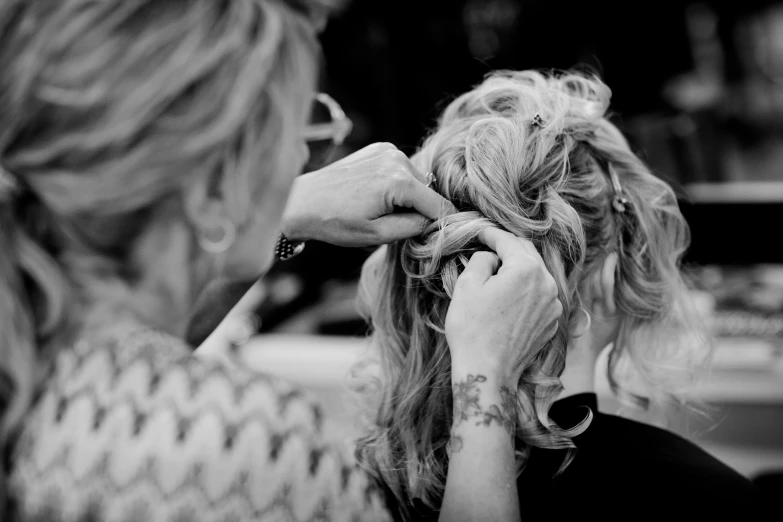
(355, 70, 708, 514)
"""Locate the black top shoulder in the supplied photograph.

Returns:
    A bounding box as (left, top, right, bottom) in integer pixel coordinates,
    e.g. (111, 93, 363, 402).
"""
(516, 393, 762, 519)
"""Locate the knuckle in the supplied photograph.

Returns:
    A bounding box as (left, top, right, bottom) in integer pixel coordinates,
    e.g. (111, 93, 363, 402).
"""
(454, 273, 474, 289)
(387, 149, 410, 166)
(376, 142, 396, 152)
(383, 148, 404, 161)
(391, 148, 407, 160)
(471, 251, 494, 261)
(542, 272, 558, 293)
(388, 170, 410, 187)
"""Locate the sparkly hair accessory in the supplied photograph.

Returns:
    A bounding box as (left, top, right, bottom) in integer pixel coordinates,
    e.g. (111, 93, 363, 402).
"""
(425, 172, 437, 189)
(608, 164, 629, 213)
(531, 114, 545, 128)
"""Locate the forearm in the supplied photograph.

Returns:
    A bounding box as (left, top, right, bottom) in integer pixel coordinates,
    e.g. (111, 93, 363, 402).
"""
(439, 368, 520, 522)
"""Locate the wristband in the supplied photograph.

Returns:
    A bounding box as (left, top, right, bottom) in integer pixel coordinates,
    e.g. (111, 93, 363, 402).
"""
(274, 232, 306, 261)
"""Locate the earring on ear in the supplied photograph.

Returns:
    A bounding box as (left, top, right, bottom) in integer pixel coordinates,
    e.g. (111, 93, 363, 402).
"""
(197, 216, 237, 254)
(571, 307, 592, 338)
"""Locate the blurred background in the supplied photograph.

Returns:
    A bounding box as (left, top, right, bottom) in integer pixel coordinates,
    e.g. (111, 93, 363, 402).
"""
(230, 0, 783, 495)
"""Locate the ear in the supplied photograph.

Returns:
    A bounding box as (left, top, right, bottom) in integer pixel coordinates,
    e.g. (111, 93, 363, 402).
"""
(181, 171, 225, 233)
(570, 253, 620, 347)
(596, 251, 618, 317)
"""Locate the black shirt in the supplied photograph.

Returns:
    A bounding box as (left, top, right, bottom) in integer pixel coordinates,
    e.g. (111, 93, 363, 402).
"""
(410, 393, 762, 520)
(516, 393, 762, 519)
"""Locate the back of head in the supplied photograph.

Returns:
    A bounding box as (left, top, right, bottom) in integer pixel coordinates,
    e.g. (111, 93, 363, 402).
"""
(0, 0, 325, 515)
(355, 70, 708, 513)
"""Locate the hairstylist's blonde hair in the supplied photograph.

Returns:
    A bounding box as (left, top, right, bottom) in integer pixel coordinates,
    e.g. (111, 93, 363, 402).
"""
(0, 0, 324, 512)
(354, 70, 708, 514)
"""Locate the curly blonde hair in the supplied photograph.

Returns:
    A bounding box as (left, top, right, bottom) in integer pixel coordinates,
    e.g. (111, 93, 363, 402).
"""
(354, 70, 709, 516)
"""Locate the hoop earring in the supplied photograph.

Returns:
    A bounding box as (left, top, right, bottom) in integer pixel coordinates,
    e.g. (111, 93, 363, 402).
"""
(197, 217, 236, 254)
(571, 307, 592, 339)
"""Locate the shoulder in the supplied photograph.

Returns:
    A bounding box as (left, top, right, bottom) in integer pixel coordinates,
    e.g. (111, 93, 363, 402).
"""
(593, 412, 758, 498)
(10, 330, 391, 522)
(597, 413, 728, 467)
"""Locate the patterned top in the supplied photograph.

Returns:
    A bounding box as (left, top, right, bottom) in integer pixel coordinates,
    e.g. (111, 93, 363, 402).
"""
(7, 330, 392, 522)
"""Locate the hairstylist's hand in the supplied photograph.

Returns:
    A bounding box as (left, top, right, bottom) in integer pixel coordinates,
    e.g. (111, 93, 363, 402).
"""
(445, 228, 562, 388)
(281, 143, 457, 247)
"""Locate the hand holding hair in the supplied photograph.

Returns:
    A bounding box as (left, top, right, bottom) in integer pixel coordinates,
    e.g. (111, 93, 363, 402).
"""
(281, 142, 457, 247)
(445, 227, 563, 388)
(440, 227, 560, 522)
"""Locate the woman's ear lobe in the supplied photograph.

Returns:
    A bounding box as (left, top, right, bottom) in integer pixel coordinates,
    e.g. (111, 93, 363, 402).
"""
(599, 252, 618, 316)
(181, 171, 224, 231)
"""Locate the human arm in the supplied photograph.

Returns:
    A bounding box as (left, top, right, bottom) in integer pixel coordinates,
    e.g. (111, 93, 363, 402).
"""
(439, 229, 562, 522)
(190, 143, 455, 359)
(441, 371, 520, 522)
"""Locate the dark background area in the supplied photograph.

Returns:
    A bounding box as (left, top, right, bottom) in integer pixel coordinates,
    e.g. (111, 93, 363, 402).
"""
(318, 0, 781, 149)
(318, 0, 693, 150)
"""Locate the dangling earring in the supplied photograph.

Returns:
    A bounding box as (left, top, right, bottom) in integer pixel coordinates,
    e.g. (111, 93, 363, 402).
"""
(571, 307, 592, 338)
(197, 217, 237, 254)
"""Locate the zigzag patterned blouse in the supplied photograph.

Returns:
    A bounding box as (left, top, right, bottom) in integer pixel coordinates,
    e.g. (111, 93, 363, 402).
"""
(8, 330, 392, 522)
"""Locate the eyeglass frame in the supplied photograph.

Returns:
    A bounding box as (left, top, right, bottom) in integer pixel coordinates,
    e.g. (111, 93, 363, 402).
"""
(302, 92, 353, 147)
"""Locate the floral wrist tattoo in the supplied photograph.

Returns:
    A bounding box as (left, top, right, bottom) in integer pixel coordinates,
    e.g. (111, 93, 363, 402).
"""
(448, 374, 517, 454)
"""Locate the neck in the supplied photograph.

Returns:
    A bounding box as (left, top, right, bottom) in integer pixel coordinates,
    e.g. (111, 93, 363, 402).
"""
(558, 333, 601, 400)
(77, 274, 189, 344)
(70, 218, 203, 346)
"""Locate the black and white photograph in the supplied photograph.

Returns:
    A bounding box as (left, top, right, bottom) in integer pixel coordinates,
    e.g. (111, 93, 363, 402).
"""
(0, 1, 781, 520)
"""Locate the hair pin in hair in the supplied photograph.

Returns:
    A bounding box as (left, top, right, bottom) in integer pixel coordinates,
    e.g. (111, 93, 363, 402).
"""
(425, 172, 437, 189)
(531, 114, 545, 128)
(612, 195, 630, 213)
(608, 165, 629, 213)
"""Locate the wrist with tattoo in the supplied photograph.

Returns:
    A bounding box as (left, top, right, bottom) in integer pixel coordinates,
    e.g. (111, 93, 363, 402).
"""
(448, 372, 518, 454)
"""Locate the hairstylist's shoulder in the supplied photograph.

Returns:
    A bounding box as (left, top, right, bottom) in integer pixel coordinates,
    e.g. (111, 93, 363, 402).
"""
(12, 330, 392, 521)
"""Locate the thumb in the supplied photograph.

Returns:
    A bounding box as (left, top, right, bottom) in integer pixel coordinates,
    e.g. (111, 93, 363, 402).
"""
(392, 171, 457, 220)
(374, 213, 432, 243)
